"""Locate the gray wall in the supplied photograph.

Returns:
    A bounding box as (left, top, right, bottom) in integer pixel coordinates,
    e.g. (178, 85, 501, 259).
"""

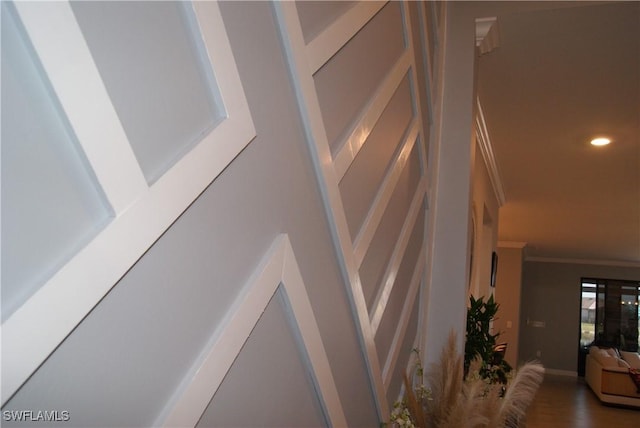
(493, 246, 524, 367)
(519, 261, 640, 372)
(2, 1, 460, 427)
(2, 2, 377, 426)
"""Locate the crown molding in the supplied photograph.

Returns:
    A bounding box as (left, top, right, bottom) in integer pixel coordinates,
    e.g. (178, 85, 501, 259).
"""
(525, 256, 640, 268)
(475, 98, 506, 206)
(475, 17, 499, 55)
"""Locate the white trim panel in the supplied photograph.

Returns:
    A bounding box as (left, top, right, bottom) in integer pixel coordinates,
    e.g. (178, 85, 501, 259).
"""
(333, 51, 412, 180)
(306, 1, 387, 74)
(383, 246, 425, 389)
(475, 98, 506, 206)
(273, 1, 389, 419)
(525, 256, 640, 268)
(159, 235, 347, 427)
(13, 1, 146, 214)
(416, 1, 434, 123)
(353, 120, 420, 268)
(2, 1, 255, 405)
(370, 178, 426, 334)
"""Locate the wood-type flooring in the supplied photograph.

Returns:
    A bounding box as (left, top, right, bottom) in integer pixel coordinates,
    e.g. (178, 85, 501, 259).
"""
(524, 374, 638, 428)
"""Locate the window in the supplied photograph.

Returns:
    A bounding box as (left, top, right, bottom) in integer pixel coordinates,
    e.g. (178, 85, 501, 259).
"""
(580, 278, 640, 352)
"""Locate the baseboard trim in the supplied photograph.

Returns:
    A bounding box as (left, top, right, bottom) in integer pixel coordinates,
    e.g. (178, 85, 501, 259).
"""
(544, 368, 577, 377)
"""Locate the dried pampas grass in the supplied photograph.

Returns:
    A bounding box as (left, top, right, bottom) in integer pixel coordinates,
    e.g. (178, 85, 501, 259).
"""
(487, 360, 545, 427)
(392, 331, 544, 428)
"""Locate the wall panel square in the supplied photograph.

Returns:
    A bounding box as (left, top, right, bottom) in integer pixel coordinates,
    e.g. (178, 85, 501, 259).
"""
(313, 2, 405, 154)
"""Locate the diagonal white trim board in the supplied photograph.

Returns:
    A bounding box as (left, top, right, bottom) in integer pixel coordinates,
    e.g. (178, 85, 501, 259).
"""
(306, 1, 387, 74)
(370, 178, 426, 334)
(158, 235, 347, 428)
(2, 1, 255, 405)
(383, 245, 425, 389)
(272, 1, 389, 419)
(12, 0, 146, 215)
(353, 120, 420, 268)
(475, 98, 506, 206)
(333, 51, 412, 180)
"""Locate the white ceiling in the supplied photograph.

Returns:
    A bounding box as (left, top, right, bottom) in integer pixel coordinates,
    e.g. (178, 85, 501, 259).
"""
(474, 1, 639, 265)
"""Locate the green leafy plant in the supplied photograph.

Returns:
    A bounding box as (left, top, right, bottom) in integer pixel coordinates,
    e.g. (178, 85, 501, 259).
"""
(465, 295, 512, 384)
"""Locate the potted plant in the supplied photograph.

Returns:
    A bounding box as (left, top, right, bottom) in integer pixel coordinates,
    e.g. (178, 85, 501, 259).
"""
(465, 295, 512, 384)
(385, 295, 543, 427)
(386, 332, 543, 428)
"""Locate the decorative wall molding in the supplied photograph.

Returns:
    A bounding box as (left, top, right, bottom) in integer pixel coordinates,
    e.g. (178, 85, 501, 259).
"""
(475, 17, 499, 55)
(376, 0, 430, 403)
(382, 245, 425, 388)
(499, 242, 640, 267)
(413, 2, 433, 126)
(157, 235, 347, 427)
(525, 256, 640, 268)
(273, 2, 389, 418)
(273, 1, 431, 420)
(475, 98, 506, 207)
(370, 179, 426, 334)
(333, 51, 412, 180)
(306, 1, 387, 74)
(352, 120, 420, 268)
(2, 0, 255, 405)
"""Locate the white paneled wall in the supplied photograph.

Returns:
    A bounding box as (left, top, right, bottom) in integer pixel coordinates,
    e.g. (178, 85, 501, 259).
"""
(274, 0, 446, 415)
(1, 1, 254, 405)
(159, 236, 346, 427)
(2, 1, 450, 425)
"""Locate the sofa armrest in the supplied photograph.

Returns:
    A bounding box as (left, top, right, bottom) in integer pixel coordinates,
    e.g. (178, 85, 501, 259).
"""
(603, 366, 630, 374)
(585, 354, 603, 394)
(587, 353, 640, 400)
(602, 369, 640, 398)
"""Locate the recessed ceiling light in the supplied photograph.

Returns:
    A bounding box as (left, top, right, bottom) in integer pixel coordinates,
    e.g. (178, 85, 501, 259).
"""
(590, 137, 611, 146)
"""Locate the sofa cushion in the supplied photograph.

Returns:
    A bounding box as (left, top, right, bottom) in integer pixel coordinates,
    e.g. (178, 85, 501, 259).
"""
(590, 346, 621, 358)
(604, 347, 620, 358)
(621, 351, 640, 369)
(593, 350, 620, 368)
(618, 358, 631, 369)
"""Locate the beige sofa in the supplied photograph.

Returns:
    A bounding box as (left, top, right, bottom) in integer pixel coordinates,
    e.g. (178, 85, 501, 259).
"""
(585, 346, 640, 408)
